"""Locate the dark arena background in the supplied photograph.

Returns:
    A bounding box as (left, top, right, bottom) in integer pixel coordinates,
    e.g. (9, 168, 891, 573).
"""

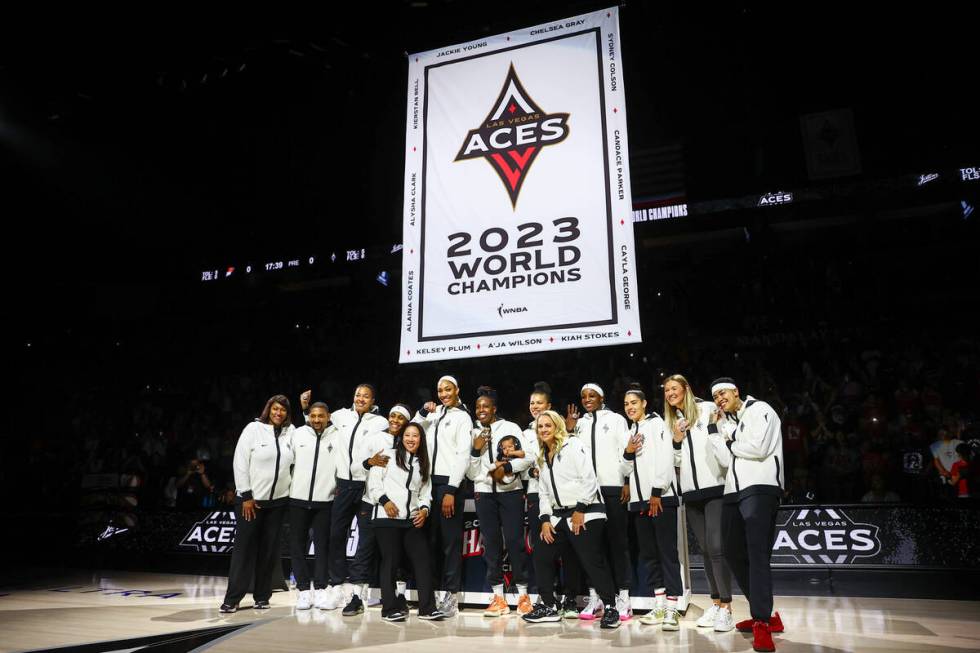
(3, 3, 979, 652)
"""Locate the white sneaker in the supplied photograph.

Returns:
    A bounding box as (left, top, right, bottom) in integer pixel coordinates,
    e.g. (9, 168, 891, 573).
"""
(321, 585, 343, 610)
(639, 600, 664, 625)
(366, 587, 382, 607)
(615, 595, 633, 621)
(579, 591, 603, 621)
(313, 589, 329, 609)
(662, 605, 680, 631)
(295, 590, 312, 610)
(696, 603, 720, 628)
(713, 606, 735, 632)
(438, 592, 458, 617)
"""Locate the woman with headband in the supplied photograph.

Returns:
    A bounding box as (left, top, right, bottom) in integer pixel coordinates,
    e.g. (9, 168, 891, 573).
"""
(300, 383, 388, 614)
(565, 382, 634, 621)
(522, 410, 621, 629)
(663, 374, 735, 632)
(220, 395, 295, 613)
(288, 401, 339, 611)
(467, 385, 533, 616)
(413, 374, 472, 617)
(707, 377, 785, 653)
(622, 384, 683, 631)
(345, 403, 416, 615)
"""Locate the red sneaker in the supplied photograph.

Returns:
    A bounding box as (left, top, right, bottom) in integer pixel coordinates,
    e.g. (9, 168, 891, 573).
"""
(752, 620, 776, 652)
(737, 611, 783, 633)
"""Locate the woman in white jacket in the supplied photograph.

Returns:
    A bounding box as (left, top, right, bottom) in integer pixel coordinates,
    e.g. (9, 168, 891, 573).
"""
(288, 401, 338, 611)
(367, 423, 444, 622)
(566, 383, 634, 621)
(622, 385, 683, 630)
(348, 403, 414, 614)
(525, 381, 583, 619)
(522, 410, 621, 629)
(220, 395, 295, 613)
(708, 377, 785, 653)
(664, 373, 734, 632)
(314, 383, 389, 615)
(467, 385, 533, 616)
(413, 375, 472, 617)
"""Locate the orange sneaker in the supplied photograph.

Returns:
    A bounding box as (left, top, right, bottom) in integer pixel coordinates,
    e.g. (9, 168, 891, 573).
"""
(484, 594, 510, 617)
(517, 594, 533, 615)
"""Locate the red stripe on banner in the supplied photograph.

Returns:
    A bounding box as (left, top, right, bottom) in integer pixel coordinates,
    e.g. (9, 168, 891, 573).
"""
(508, 146, 536, 169)
(490, 153, 522, 191)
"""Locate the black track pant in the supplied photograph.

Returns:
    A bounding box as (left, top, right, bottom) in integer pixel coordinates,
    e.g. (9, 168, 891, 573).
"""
(686, 497, 732, 602)
(601, 494, 632, 591)
(430, 484, 465, 593)
(475, 490, 528, 588)
(376, 525, 437, 615)
(350, 502, 379, 585)
(722, 493, 779, 621)
(329, 481, 364, 585)
(224, 502, 286, 605)
(532, 517, 616, 607)
(289, 503, 332, 590)
(634, 505, 683, 597)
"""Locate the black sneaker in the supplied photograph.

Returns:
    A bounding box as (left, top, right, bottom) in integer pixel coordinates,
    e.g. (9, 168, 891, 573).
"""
(383, 611, 407, 622)
(600, 607, 621, 629)
(253, 600, 270, 610)
(418, 609, 446, 621)
(219, 603, 238, 614)
(396, 594, 408, 614)
(342, 594, 364, 616)
(522, 601, 561, 623)
(560, 595, 579, 619)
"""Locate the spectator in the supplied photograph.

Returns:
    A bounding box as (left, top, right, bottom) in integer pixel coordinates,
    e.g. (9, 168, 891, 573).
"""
(931, 428, 964, 497)
(861, 474, 900, 503)
(895, 431, 931, 501)
(176, 458, 214, 511)
(950, 444, 972, 500)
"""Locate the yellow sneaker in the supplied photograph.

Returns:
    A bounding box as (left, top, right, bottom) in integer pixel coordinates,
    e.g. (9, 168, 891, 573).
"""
(517, 594, 533, 615)
(484, 594, 510, 617)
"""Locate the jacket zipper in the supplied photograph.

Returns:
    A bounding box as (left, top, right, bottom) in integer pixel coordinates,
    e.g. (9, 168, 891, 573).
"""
(308, 430, 323, 503)
(269, 428, 282, 501)
(546, 450, 564, 507)
(347, 413, 365, 480)
(405, 453, 415, 519)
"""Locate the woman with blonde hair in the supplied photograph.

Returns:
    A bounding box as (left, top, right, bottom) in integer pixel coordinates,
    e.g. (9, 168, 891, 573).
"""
(664, 374, 734, 632)
(522, 410, 621, 629)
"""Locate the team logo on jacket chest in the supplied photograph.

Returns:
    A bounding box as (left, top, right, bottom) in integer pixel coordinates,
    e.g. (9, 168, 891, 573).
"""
(455, 63, 569, 207)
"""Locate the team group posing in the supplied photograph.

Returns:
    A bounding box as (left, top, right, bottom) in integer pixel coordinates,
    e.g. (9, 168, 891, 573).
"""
(219, 373, 786, 653)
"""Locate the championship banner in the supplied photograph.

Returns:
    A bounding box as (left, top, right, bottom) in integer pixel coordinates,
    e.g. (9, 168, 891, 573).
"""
(401, 7, 641, 363)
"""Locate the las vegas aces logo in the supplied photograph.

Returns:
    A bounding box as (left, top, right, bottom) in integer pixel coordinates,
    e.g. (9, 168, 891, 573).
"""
(455, 63, 570, 207)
